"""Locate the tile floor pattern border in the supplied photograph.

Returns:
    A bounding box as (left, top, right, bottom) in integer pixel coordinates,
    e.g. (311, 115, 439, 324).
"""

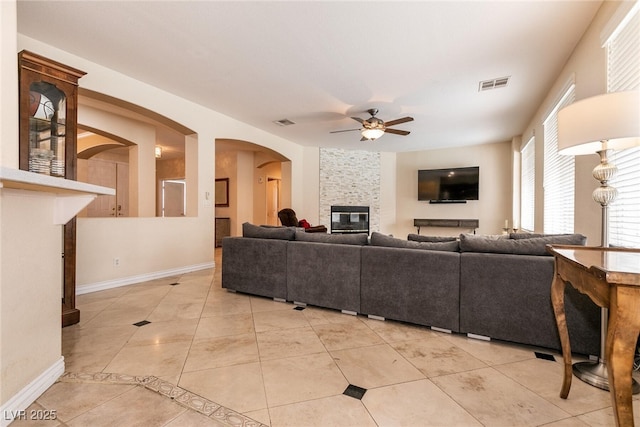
(58, 372, 267, 427)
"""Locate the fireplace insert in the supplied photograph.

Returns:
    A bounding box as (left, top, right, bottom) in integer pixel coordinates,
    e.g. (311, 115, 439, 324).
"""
(331, 206, 369, 234)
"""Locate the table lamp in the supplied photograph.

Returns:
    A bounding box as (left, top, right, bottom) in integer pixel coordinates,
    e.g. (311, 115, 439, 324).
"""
(557, 90, 640, 392)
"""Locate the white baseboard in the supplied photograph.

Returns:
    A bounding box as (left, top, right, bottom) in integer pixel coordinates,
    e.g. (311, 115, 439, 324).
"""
(76, 262, 215, 295)
(1, 357, 64, 427)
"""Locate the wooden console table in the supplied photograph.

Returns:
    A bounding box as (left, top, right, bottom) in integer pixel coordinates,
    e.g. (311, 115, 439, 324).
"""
(548, 245, 640, 427)
(413, 218, 479, 234)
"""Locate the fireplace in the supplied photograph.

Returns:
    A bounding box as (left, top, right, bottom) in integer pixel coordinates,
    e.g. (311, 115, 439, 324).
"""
(330, 206, 370, 234)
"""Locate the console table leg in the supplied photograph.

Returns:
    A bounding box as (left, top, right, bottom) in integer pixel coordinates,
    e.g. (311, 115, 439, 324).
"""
(551, 270, 572, 399)
(607, 286, 640, 427)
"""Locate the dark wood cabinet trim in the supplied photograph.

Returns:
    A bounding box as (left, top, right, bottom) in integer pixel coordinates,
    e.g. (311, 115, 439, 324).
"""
(19, 50, 86, 327)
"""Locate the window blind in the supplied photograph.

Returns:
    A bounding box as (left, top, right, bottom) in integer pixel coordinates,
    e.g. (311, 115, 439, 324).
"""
(607, 5, 640, 248)
(543, 85, 575, 234)
(520, 137, 535, 232)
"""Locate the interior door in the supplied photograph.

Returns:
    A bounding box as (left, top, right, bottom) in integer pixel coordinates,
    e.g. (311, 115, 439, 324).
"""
(266, 177, 280, 226)
(86, 159, 116, 217)
(162, 179, 186, 217)
(116, 163, 129, 217)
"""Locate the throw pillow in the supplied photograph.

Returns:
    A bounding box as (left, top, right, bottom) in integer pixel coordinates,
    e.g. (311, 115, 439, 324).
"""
(242, 222, 295, 240)
(371, 232, 460, 252)
(294, 231, 369, 246)
(407, 234, 458, 243)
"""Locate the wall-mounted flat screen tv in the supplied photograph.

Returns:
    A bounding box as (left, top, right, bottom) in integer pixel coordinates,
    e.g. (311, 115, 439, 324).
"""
(418, 166, 479, 202)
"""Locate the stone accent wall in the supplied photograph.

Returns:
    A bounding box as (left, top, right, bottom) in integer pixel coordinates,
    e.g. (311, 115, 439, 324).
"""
(319, 148, 380, 233)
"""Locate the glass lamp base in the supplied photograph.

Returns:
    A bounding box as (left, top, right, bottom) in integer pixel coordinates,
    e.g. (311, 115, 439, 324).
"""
(573, 360, 640, 394)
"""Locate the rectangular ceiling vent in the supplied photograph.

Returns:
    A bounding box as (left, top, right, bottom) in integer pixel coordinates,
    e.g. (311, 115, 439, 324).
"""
(274, 118, 296, 126)
(479, 76, 510, 92)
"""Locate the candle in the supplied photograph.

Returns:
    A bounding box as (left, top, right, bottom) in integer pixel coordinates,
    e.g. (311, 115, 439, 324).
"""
(504, 219, 509, 229)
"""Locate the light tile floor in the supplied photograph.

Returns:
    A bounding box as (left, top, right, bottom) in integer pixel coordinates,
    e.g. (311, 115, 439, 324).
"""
(11, 249, 640, 426)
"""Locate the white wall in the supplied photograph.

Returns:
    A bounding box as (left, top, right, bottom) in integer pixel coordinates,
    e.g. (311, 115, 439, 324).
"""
(395, 141, 512, 238)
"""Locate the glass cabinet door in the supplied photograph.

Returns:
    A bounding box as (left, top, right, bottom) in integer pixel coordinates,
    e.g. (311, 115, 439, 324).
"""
(28, 82, 67, 177)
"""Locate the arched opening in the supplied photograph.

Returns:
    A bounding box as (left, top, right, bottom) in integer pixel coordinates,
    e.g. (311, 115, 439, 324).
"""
(76, 89, 194, 218)
(215, 139, 291, 238)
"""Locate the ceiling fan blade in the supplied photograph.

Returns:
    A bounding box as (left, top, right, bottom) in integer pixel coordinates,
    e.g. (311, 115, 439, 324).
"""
(384, 128, 410, 136)
(351, 117, 365, 124)
(384, 117, 414, 127)
(330, 128, 361, 134)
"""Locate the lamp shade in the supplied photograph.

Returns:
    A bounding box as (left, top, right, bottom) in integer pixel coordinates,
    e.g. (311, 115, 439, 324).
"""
(557, 90, 640, 155)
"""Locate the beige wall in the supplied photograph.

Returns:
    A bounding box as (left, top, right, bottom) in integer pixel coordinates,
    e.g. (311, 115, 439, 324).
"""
(253, 161, 282, 226)
(214, 150, 236, 232)
(15, 34, 308, 291)
(0, 0, 629, 415)
(0, 1, 19, 168)
(300, 146, 320, 225)
(0, 189, 63, 407)
(395, 141, 512, 238)
(379, 152, 398, 235)
(518, 0, 622, 245)
(1, 1, 64, 410)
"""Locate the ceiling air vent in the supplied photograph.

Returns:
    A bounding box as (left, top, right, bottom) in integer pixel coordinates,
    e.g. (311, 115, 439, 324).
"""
(274, 118, 296, 126)
(479, 76, 510, 92)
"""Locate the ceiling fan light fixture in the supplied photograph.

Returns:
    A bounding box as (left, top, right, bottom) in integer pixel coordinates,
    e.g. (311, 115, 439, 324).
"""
(361, 128, 385, 140)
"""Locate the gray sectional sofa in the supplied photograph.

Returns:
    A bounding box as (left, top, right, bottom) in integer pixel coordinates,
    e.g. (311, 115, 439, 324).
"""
(221, 223, 601, 356)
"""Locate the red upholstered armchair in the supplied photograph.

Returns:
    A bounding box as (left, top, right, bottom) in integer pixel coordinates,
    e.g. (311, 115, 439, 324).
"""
(278, 208, 327, 233)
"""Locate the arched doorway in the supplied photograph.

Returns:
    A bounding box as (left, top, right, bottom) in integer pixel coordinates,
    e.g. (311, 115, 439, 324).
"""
(215, 139, 291, 236)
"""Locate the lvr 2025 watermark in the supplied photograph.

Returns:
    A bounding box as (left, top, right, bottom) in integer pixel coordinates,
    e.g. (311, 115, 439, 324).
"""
(3, 409, 57, 421)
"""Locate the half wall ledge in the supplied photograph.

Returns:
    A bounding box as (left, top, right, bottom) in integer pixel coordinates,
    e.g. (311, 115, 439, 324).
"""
(0, 167, 115, 224)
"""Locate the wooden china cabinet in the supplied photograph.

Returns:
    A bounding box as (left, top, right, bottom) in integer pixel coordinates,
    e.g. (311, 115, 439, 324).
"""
(18, 50, 86, 327)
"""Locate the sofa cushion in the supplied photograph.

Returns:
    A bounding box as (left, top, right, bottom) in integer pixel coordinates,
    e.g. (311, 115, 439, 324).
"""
(242, 222, 295, 240)
(407, 234, 458, 243)
(461, 233, 509, 240)
(459, 233, 587, 256)
(294, 231, 368, 245)
(510, 232, 585, 241)
(371, 232, 460, 252)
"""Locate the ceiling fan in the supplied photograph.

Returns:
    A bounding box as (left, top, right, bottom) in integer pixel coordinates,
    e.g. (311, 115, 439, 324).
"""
(330, 108, 414, 141)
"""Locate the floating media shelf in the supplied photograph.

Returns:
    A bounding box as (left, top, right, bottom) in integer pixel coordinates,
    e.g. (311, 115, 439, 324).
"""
(413, 218, 479, 234)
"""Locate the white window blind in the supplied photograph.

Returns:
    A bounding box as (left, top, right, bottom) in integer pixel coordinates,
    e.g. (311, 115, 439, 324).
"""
(520, 137, 535, 232)
(543, 85, 575, 234)
(607, 4, 640, 248)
